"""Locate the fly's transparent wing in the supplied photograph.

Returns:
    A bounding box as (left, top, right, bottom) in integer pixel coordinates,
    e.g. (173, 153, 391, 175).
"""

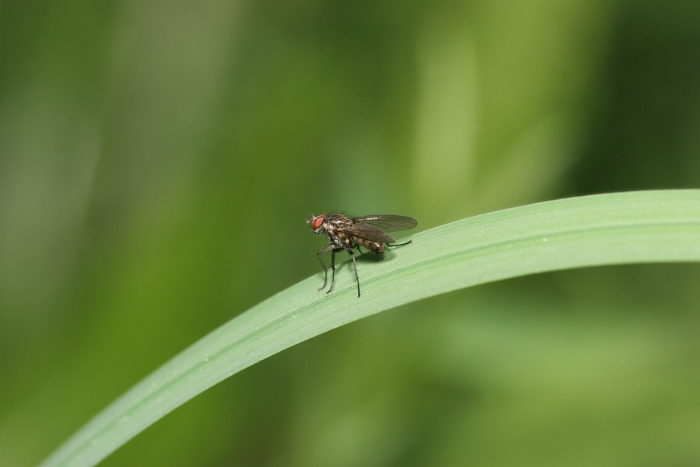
(351, 215, 417, 232)
(347, 223, 396, 243)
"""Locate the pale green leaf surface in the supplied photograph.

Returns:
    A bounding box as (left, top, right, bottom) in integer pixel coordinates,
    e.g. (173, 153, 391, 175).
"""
(42, 190, 700, 467)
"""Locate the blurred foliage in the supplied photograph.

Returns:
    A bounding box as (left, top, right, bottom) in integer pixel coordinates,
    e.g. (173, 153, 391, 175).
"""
(0, 1, 699, 466)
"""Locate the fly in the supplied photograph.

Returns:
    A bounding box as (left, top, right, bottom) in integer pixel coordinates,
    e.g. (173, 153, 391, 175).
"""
(307, 213, 417, 298)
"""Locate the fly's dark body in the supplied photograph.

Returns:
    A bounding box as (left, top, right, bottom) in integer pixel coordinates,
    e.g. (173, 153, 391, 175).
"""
(307, 213, 417, 298)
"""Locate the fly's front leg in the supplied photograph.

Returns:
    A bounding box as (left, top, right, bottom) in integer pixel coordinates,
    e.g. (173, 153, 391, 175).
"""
(317, 244, 334, 292)
(326, 248, 340, 295)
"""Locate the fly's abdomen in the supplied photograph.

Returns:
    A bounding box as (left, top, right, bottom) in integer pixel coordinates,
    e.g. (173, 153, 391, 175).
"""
(354, 236, 385, 254)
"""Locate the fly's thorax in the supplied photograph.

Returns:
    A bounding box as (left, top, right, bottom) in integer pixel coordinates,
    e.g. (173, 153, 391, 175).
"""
(321, 220, 337, 243)
(326, 214, 353, 230)
(327, 229, 350, 247)
(322, 214, 351, 242)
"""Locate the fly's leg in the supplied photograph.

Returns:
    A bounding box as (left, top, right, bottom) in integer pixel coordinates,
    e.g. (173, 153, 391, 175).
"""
(317, 244, 334, 292)
(326, 248, 339, 295)
(321, 246, 363, 298)
(347, 248, 361, 298)
(387, 239, 412, 248)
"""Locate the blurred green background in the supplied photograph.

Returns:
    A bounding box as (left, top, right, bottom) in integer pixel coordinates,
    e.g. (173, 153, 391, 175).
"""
(1, 1, 700, 466)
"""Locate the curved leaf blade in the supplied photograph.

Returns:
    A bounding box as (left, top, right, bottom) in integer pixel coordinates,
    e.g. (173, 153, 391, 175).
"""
(41, 190, 700, 467)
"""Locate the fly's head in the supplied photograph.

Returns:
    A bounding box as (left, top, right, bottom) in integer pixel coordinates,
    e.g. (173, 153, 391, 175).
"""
(307, 214, 327, 235)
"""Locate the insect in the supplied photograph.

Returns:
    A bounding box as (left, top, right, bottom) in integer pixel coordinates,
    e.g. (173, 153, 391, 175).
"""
(307, 213, 417, 298)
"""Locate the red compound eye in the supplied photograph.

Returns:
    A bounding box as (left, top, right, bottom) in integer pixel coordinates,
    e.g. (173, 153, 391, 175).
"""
(312, 215, 325, 230)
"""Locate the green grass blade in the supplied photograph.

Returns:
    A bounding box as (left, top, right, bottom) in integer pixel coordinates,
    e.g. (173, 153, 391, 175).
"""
(41, 190, 700, 467)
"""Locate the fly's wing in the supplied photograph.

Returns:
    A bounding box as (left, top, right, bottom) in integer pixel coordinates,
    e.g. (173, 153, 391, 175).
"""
(347, 223, 396, 244)
(351, 215, 417, 232)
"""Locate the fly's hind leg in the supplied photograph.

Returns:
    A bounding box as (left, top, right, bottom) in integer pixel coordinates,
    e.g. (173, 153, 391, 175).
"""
(387, 239, 413, 248)
(346, 248, 361, 298)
